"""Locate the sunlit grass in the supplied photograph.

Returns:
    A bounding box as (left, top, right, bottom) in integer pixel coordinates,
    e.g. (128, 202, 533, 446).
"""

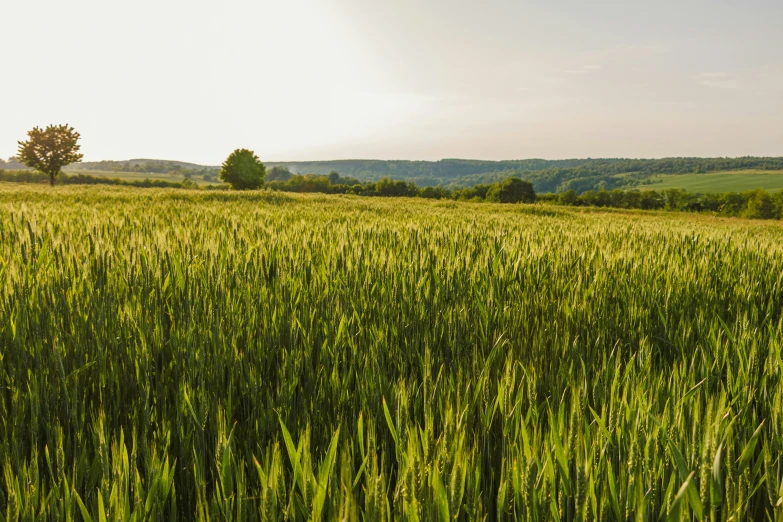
(645, 170, 783, 193)
(1, 184, 782, 520)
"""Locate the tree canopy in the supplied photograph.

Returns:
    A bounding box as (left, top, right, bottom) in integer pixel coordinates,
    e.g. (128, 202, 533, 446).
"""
(17, 125, 83, 186)
(266, 165, 293, 182)
(486, 178, 536, 203)
(219, 149, 266, 190)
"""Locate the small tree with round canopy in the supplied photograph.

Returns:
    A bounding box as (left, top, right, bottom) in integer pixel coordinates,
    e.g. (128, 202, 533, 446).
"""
(219, 149, 266, 190)
(17, 124, 83, 186)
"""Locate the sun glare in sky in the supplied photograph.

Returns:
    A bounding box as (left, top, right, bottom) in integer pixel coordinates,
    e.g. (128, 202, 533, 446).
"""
(1, 0, 782, 163)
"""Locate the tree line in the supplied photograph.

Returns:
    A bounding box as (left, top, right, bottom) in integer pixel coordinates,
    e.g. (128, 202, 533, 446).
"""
(9, 161, 779, 220)
(79, 160, 221, 181)
(0, 157, 221, 181)
(538, 187, 783, 219)
(10, 148, 783, 194)
(267, 157, 783, 180)
(7, 125, 783, 220)
(0, 169, 198, 189)
(240, 167, 783, 219)
(264, 157, 783, 191)
(265, 170, 536, 203)
(216, 153, 537, 203)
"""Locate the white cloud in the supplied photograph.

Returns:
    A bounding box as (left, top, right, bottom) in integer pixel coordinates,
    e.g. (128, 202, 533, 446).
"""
(694, 72, 741, 89)
(566, 65, 603, 74)
(700, 79, 742, 89)
(694, 68, 783, 91)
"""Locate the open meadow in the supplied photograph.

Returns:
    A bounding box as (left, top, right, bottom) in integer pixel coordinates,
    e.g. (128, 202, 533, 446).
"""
(1, 184, 783, 520)
(643, 171, 783, 194)
(60, 170, 225, 186)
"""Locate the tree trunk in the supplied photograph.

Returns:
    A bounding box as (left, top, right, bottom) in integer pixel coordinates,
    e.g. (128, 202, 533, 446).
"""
(50, 173, 55, 186)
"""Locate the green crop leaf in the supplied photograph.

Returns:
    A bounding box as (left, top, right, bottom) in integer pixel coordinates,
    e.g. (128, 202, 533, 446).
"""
(382, 397, 400, 461)
(737, 421, 765, 473)
(311, 426, 340, 521)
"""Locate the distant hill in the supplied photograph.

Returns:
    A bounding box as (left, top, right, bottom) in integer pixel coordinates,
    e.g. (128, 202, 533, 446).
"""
(54, 159, 221, 183)
(127, 159, 212, 169)
(8, 156, 783, 193)
(0, 157, 27, 170)
(265, 157, 783, 193)
(65, 159, 218, 173)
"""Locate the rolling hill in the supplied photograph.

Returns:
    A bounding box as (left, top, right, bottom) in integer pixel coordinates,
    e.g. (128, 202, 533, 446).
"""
(7, 156, 783, 193)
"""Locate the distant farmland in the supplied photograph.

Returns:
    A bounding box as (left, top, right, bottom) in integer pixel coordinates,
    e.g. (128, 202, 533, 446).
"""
(65, 169, 224, 186)
(643, 170, 783, 193)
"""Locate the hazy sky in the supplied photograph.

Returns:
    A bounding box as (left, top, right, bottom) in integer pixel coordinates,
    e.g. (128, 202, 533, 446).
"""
(2, 0, 782, 164)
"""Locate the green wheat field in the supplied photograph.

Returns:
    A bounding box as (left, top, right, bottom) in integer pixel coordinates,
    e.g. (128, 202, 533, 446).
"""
(2, 184, 783, 521)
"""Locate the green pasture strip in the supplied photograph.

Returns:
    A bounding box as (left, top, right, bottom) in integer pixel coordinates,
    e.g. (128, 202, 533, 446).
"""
(644, 170, 783, 193)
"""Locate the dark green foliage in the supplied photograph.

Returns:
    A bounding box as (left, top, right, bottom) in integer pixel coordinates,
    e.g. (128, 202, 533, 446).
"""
(451, 184, 492, 201)
(746, 189, 777, 219)
(485, 177, 535, 203)
(0, 169, 196, 188)
(17, 124, 83, 186)
(219, 149, 266, 190)
(550, 187, 783, 219)
(370, 177, 418, 197)
(558, 189, 578, 205)
(265, 157, 783, 192)
(419, 185, 451, 199)
(268, 174, 337, 193)
(268, 175, 434, 199)
(266, 165, 294, 182)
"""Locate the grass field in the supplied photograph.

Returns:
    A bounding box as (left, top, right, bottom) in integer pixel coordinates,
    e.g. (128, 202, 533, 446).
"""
(2, 184, 783, 520)
(642, 170, 783, 193)
(62, 169, 225, 186)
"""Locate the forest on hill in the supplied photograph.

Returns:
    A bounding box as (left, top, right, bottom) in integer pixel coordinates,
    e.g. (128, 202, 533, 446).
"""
(267, 157, 783, 192)
(5, 156, 783, 193)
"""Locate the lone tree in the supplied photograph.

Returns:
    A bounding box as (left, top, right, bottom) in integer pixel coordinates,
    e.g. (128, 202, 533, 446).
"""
(220, 148, 266, 190)
(486, 177, 536, 203)
(18, 124, 83, 186)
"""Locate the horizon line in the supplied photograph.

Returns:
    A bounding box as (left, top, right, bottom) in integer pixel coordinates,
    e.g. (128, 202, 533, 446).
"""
(57, 154, 783, 167)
